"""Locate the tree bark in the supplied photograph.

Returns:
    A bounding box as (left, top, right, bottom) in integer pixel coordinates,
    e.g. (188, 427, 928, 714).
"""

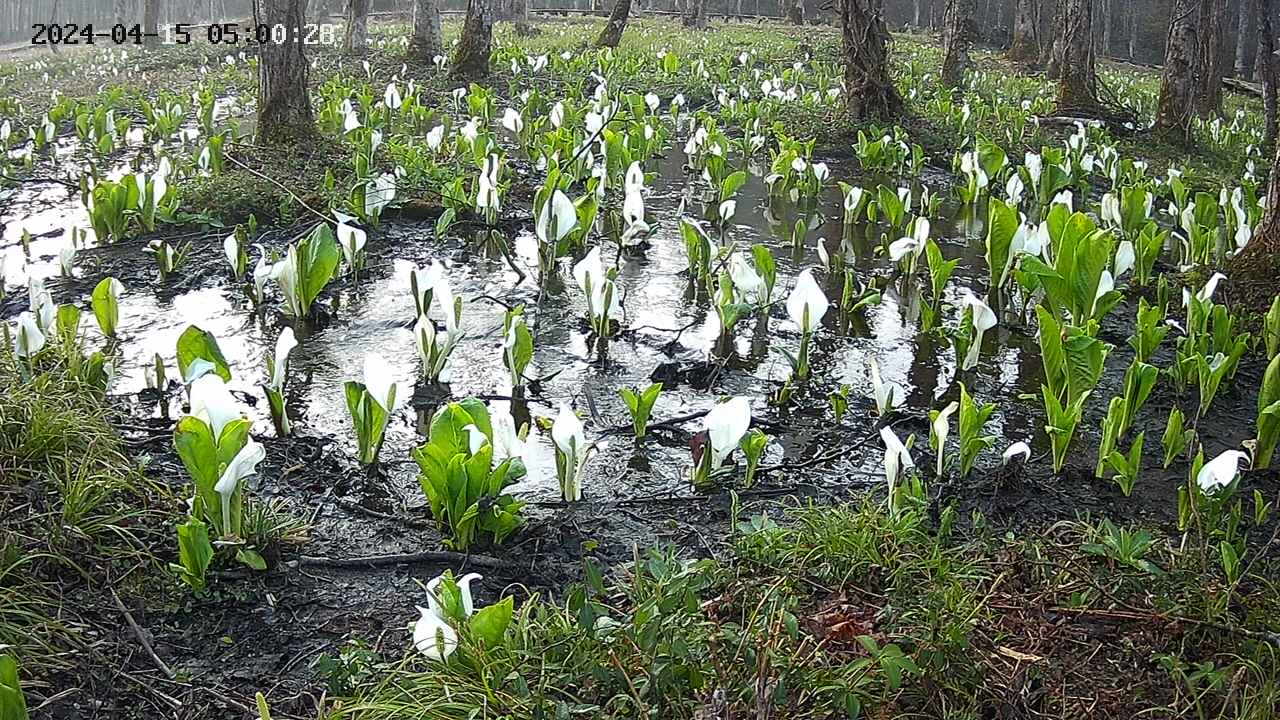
(1154, 0, 1200, 138)
(683, 0, 707, 28)
(1237, 0, 1256, 79)
(941, 0, 975, 87)
(839, 0, 903, 118)
(1042, 1, 1063, 73)
(114, 0, 131, 23)
(913, 0, 922, 25)
(1128, 0, 1139, 58)
(409, 0, 444, 60)
(1230, 116, 1280, 307)
(452, 0, 494, 80)
(596, 0, 632, 46)
(1008, 0, 1037, 63)
(143, 0, 160, 36)
(783, 0, 804, 24)
(1055, 0, 1101, 114)
(1260, 0, 1278, 143)
(344, 0, 369, 53)
(1101, 0, 1113, 56)
(1195, 0, 1227, 116)
(256, 0, 314, 143)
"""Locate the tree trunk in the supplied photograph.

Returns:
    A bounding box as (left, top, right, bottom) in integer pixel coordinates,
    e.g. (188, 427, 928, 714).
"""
(596, 0, 632, 46)
(452, 0, 494, 80)
(941, 0, 975, 87)
(1055, 0, 1101, 114)
(1101, 0, 1113, 57)
(1236, 0, 1255, 79)
(1008, 0, 1037, 62)
(1260, 0, 1277, 143)
(1042, 1, 1063, 72)
(683, 0, 706, 28)
(913, 0, 922, 25)
(409, 0, 443, 60)
(1229, 120, 1280, 307)
(1195, 0, 1227, 116)
(344, 0, 370, 53)
(1154, 0, 1199, 138)
(839, 0, 903, 118)
(509, 0, 534, 35)
(784, 0, 804, 24)
(114, 0, 130, 23)
(1128, 0, 1138, 58)
(257, 0, 314, 143)
(143, 0, 160, 36)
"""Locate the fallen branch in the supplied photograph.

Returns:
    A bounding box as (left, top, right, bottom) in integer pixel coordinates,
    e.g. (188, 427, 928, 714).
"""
(109, 587, 175, 680)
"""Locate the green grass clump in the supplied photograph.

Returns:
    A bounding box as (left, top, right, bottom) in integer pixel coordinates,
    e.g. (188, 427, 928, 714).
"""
(0, 340, 166, 681)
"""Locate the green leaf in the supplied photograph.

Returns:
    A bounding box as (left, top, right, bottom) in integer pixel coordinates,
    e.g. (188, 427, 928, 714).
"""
(173, 515, 214, 593)
(470, 596, 515, 648)
(236, 548, 268, 571)
(176, 325, 232, 382)
(90, 277, 122, 338)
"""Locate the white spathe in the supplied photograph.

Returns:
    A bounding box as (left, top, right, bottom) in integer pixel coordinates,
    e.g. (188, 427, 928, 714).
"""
(704, 397, 751, 469)
(786, 269, 828, 335)
(189, 374, 244, 439)
(362, 353, 399, 412)
(269, 327, 297, 391)
(1197, 449, 1249, 494)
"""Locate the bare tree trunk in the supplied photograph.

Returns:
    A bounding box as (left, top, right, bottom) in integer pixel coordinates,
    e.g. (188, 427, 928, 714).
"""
(941, 0, 975, 87)
(1055, 0, 1101, 114)
(257, 0, 314, 143)
(1042, 1, 1063, 72)
(114, 0, 130, 23)
(1261, 0, 1278, 143)
(509, 0, 534, 35)
(1100, 0, 1113, 56)
(783, 0, 804, 24)
(1128, 0, 1138, 58)
(1196, 0, 1227, 116)
(1008, 0, 1037, 62)
(344, 0, 369, 53)
(1154, 0, 1200, 138)
(683, 0, 706, 27)
(409, 0, 443, 59)
(452, 0, 494, 80)
(1230, 63, 1280, 308)
(913, 0, 922, 25)
(596, 0, 632, 45)
(143, 0, 160, 37)
(840, 0, 903, 118)
(1236, 0, 1256, 79)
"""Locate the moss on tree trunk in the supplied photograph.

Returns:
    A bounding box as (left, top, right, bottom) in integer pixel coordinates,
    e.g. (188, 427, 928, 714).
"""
(839, 0, 902, 119)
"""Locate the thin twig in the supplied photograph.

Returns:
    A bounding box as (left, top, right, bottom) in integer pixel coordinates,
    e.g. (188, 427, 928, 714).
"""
(296, 550, 510, 569)
(109, 587, 175, 679)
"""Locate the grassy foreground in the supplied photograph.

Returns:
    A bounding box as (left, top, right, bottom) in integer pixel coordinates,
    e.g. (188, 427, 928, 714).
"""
(325, 498, 1280, 719)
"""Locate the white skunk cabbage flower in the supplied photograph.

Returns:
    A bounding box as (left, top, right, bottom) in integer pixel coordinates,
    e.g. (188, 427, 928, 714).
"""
(536, 189, 578, 245)
(337, 221, 367, 269)
(269, 327, 297, 391)
(476, 155, 501, 213)
(786, 269, 828, 334)
(1197, 449, 1249, 494)
(728, 253, 764, 304)
(869, 358, 903, 416)
(962, 297, 997, 371)
(1114, 240, 1135, 279)
(931, 401, 959, 478)
(363, 353, 399, 413)
(552, 403, 591, 501)
(1003, 441, 1031, 465)
(501, 107, 524, 133)
(365, 173, 396, 218)
(213, 437, 265, 537)
(572, 247, 620, 322)
(413, 572, 482, 661)
(14, 312, 46, 358)
(621, 162, 649, 245)
(704, 396, 751, 469)
(880, 427, 914, 496)
(189, 375, 245, 438)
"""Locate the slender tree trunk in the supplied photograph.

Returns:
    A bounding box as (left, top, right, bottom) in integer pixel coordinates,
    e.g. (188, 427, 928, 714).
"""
(509, 0, 534, 35)
(1042, 1, 1063, 72)
(1101, 0, 1113, 56)
(596, 0, 631, 45)
(1128, 0, 1138, 58)
(913, 0, 922, 25)
(783, 0, 804, 24)
(941, 0, 976, 87)
(257, 0, 314, 143)
(344, 0, 369, 53)
(839, 0, 903, 118)
(1260, 0, 1277, 143)
(452, 0, 494, 79)
(1055, 0, 1101, 113)
(1196, 0, 1227, 116)
(1236, 0, 1256, 79)
(683, 0, 706, 27)
(1008, 0, 1037, 62)
(114, 0, 130, 23)
(409, 0, 443, 59)
(1154, 0, 1200, 138)
(143, 0, 160, 37)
